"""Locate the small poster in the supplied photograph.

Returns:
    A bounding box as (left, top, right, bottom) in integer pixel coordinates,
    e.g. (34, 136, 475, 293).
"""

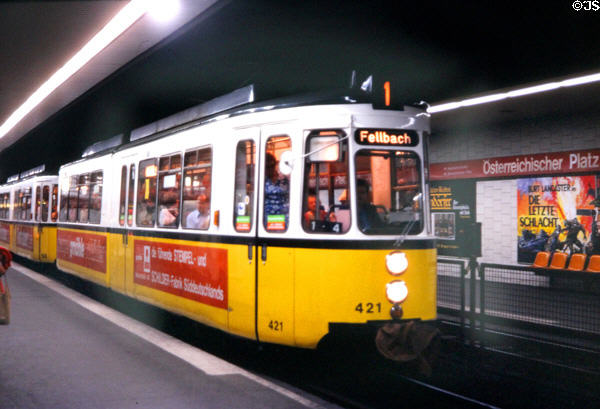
(430, 180, 476, 257)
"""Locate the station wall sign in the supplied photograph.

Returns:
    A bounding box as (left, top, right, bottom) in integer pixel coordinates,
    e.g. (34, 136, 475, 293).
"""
(431, 149, 600, 180)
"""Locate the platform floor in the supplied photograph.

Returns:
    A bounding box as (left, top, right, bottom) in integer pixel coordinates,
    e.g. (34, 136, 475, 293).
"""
(0, 264, 339, 409)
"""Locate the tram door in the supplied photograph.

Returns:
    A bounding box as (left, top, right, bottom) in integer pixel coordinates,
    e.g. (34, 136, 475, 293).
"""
(256, 125, 298, 346)
(111, 162, 136, 295)
(227, 129, 259, 339)
(37, 184, 51, 261)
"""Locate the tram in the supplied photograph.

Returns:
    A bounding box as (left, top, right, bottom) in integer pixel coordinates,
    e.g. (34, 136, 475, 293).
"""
(0, 166, 59, 263)
(15, 84, 437, 349)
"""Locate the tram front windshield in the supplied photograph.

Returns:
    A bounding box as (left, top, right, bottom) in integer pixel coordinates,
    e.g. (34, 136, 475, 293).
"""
(355, 150, 423, 235)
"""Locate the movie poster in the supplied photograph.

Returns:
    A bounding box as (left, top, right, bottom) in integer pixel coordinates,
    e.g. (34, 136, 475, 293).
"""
(517, 176, 596, 263)
(430, 180, 476, 257)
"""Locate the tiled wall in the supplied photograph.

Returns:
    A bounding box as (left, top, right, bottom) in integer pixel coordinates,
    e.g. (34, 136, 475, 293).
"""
(476, 179, 517, 263)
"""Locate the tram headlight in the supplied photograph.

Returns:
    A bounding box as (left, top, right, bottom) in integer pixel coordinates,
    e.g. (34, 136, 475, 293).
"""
(385, 251, 408, 275)
(386, 280, 408, 304)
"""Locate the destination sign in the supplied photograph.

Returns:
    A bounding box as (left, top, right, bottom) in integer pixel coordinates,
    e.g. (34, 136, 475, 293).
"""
(354, 129, 419, 147)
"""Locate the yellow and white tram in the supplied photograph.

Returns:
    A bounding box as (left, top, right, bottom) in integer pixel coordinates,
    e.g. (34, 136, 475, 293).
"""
(0, 166, 58, 263)
(52, 85, 437, 348)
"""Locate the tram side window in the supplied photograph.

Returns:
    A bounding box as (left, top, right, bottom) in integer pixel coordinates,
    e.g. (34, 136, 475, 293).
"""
(23, 187, 32, 220)
(136, 159, 158, 227)
(233, 140, 255, 232)
(42, 186, 50, 222)
(157, 154, 182, 228)
(59, 178, 69, 221)
(51, 184, 58, 222)
(77, 173, 90, 223)
(67, 176, 79, 222)
(35, 186, 41, 221)
(355, 150, 423, 235)
(182, 147, 212, 230)
(263, 136, 291, 232)
(127, 165, 135, 226)
(118, 166, 127, 226)
(12, 190, 20, 220)
(4, 193, 9, 219)
(89, 171, 103, 224)
(302, 130, 349, 234)
(0, 193, 9, 219)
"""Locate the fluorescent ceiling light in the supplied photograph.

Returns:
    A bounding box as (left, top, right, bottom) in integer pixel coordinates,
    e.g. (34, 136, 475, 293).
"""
(147, 0, 181, 22)
(428, 71, 600, 114)
(0, 0, 177, 139)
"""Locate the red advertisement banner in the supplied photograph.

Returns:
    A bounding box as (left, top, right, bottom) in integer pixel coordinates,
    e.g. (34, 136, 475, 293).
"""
(0, 223, 9, 244)
(431, 149, 600, 180)
(133, 240, 228, 309)
(16, 224, 33, 251)
(57, 229, 107, 274)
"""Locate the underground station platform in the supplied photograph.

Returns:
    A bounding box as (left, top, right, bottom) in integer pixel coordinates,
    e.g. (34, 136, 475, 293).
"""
(0, 264, 340, 409)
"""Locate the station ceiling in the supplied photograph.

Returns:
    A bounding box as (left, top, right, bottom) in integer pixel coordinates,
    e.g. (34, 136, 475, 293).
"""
(0, 0, 599, 179)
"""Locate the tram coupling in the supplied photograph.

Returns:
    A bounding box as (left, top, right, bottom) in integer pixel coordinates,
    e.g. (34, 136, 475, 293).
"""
(375, 320, 441, 377)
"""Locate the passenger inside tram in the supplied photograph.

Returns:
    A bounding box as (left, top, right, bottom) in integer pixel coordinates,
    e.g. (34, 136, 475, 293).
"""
(137, 199, 155, 226)
(264, 152, 289, 230)
(159, 192, 179, 227)
(303, 192, 334, 228)
(185, 194, 210, 229)
(356, 178, 385, 231)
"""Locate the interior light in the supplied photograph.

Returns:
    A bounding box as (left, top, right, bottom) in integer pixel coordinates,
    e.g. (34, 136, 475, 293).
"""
(428, 71, 600, 114)
(308, 136, 340, 162)
(145, 165, 158, 178)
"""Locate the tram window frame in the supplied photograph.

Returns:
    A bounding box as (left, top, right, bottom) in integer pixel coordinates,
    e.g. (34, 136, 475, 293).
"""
(12, 190, 20, 220)
(157, 153, 183, 228)
(354, 149, 423, 235)
(35, 186, 41, 221)
(51, 184, 58, 222)
(136, 159, 158, 227)
(0, 193, 9, 219)
(59, 177, 69, 222)
(77, 173, 91, 223)
(233, 140, 255, 232)
(42, 185, 50, 222)
(118, 166, 127, 226)
(88, 171, 103, 224)
(263, 136, 291, 233)
(23, 187, 33, 220)
(0, 193, 8, 219)
(182, 147, 212, 230)
(127, 165, 135, 226)
(66, 175, 79, 222)
(301, 130, 349, 234)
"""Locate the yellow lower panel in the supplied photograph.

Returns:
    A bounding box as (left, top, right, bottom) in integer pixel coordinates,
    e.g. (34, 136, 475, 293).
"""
(226, 243, 256, 340)
(294, 247, 437, 348)
(107, 232, 127, 294)
(257, 246, 295, 346)
(38, 225, 57, 263)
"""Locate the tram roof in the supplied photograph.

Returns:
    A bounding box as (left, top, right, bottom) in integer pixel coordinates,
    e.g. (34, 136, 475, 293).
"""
(69, 86, 425, 166)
